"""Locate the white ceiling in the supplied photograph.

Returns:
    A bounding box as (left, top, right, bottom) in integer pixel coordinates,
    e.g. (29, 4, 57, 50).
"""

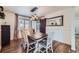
(4, 6, 71, 16)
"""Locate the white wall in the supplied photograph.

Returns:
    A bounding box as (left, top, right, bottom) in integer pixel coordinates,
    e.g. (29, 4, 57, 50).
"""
(75, 17, 79, 34)
(0, 11, 15, 50)
(46, 27, 64, 43)
(46, 7, 75, 50)
(0, 11, 16, 40)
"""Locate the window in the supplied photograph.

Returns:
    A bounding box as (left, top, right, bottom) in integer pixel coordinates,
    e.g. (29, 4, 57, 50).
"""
(18, 18, 40, 32)
(32, 20, 40, 32)
(18, 19, 31, 30)
(18, 19, 25, 30)
(25, 20, 32, 29)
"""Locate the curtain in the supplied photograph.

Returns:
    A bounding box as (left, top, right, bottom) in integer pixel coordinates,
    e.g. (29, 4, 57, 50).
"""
(13, 14, 18, 40)
(40, 18, 46, 33)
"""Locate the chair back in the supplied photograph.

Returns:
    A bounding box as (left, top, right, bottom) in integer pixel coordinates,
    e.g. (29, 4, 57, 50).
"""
(20, 29, 28, 44)
(24, 27, 34, 36)
(20, 28, 34, 44)
(47, 32, 54, 47)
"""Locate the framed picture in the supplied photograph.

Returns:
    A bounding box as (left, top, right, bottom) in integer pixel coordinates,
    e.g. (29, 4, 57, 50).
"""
(0, 6, 5, 19)
(46, 15, 63, 26)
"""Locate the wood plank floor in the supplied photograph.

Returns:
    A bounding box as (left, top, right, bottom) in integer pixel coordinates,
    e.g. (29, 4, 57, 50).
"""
(0, 39, 72, 53)
(1, 39, 24, 53)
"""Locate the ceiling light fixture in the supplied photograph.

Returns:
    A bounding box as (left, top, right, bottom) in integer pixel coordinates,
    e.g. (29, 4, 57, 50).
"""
(27, 7, 45, 21)
(30, 14, 39, 20)
(30, 7, 39, 21)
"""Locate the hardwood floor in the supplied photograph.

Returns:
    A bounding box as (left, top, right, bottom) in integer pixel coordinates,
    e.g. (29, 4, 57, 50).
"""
(0, 39, 72, 53)
(53, 40, 71, 53)
(1, 39, 23, 53)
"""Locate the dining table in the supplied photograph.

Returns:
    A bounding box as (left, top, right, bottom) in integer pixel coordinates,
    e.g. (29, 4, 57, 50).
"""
(28, 32, 48, 53)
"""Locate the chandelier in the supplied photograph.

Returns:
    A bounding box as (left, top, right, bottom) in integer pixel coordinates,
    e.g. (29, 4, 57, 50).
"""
(30, 14, 39, 20)
(30, 7, 39, 21)
(27, 7, 45, 21)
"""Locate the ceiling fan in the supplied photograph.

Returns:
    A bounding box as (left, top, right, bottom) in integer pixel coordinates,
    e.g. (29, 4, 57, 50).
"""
(26, 7, 45, 21)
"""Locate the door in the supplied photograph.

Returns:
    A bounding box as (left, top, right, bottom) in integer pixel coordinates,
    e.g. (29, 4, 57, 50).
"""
(1, 25, 10, 47)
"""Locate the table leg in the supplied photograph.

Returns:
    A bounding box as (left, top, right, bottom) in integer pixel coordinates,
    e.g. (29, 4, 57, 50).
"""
(34, 41, 39, 53)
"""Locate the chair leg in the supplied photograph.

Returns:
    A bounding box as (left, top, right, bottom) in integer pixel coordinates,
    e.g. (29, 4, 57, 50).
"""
(51, 46, 53, 53)
(46, 47, 48, 53)
(34, 42, 39, 53)
(38, 44, 41, 52)
(27, 45, 29, 53)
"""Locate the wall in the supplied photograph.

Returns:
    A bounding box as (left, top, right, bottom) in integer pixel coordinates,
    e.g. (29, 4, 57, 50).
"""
(75, 17, 79, 34)
(45, 7, 75, 50)
(46, 26, 64, 42)
(0, 11, 15, 50)
(0, 11, 15, 40)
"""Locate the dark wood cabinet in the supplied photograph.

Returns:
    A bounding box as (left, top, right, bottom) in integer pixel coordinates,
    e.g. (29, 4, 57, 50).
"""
(1, 25, 10, 47)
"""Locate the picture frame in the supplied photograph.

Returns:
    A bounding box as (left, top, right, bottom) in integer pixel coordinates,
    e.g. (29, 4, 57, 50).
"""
(0, 6, 5, 19)
(46, 15, 63, 26)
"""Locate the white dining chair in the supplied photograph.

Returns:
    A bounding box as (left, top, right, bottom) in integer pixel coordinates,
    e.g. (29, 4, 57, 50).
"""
(38, 32, 54, 53)
(20, 29, 36, 53)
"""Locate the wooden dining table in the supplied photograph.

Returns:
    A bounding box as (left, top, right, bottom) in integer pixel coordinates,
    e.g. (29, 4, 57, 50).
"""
(28, 33, 48, 53)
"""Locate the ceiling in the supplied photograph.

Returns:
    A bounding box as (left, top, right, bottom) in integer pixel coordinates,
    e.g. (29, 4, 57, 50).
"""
(4, 6, 72, 16)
